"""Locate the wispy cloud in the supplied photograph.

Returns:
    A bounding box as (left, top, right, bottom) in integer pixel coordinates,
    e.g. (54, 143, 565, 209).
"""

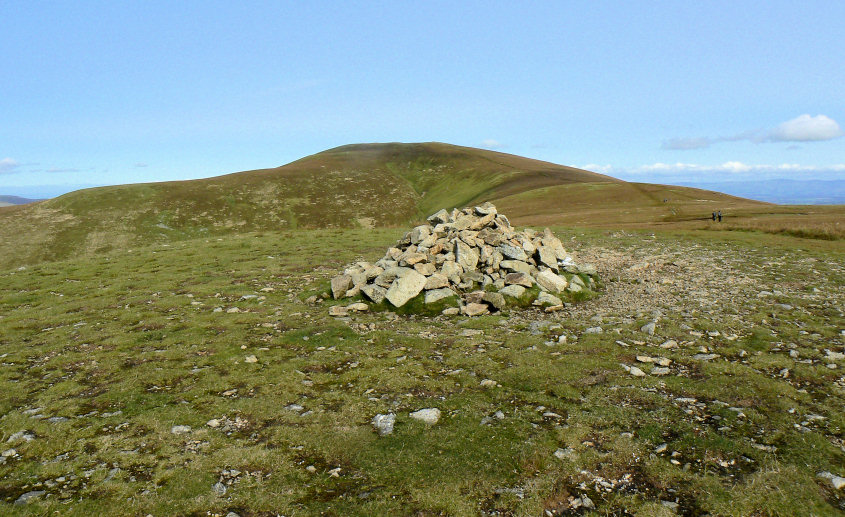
(480, 139, 503, 149)
(662, 114, 843, 150)
(0, 158, 20, 174)
(582, 161, 845, 182)
(134, 162, 149, 168)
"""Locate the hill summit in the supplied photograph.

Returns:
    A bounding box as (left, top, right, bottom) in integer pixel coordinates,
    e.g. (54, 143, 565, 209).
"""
(0, 142, 763, 269)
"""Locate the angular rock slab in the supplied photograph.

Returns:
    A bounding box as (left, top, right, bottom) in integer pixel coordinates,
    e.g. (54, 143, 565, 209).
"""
(535, 269, 568, 293)
(331, 275, 353, 299)
(385, 268, 427, 307)
(409, 408, 441, 425)
(425, 287, 456, 304)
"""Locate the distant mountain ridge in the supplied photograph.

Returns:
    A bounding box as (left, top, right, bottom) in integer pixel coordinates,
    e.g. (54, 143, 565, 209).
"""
(0, 142, 767, 269)
(0, 195, 43, 206)
(677, 179, 845, 205)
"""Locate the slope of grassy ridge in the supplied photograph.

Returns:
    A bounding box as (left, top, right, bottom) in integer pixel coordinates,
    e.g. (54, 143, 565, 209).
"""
(0, 142, 616, 270)
(0, 226, 843, 515)
(493, 181, 772, 228)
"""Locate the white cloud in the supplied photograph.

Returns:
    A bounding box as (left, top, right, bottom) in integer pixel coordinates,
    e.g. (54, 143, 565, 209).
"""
(480, 139, 503, 149)
(582, 163, 613, 174)
(664, 114, 843, 150)
(661, 137, 714, 150)
(0, 158, 20, 174)
(767, 114, 844, 142)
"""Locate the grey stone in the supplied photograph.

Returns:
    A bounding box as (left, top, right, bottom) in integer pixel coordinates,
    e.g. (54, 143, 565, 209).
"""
(212, 482, 227, 495)
(534, 269, 568, 293)
(425, 288, 455, 304)
(14, 490, 45, 505)
(171, 425, 191, 434)
(535, 245, 558, 270)
(409, 225, 431, 244)
(328, 305, 349, 317)
(385, 268, 427, 307)
(482, 292, 506, 310)
(361, 284, 387, 304)
(424, 273, 449, 290)
(440, 261, 463, 284)
(413, 262, 436, 276)
(641, 321, 656, 335)
(331, 274, 353, 299)
(504, 272, 533, 287)
(455, 240, 479, 271)
(372, 413, 396, 436)
(499, 284, 526, 298)
(409, 408, 441, 425)
(462, 303, 489, 316)
(427, 208, 450, 224)
(499, 259, 531, 274)
(535, 291, 562, 306)
(498, 243, 528, 261)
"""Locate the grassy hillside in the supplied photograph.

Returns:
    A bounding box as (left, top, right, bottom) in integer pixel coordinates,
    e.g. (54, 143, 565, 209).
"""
(1, 227, 843, 515)
(0, 143, 623, 269)
(4, 141, 829, 271)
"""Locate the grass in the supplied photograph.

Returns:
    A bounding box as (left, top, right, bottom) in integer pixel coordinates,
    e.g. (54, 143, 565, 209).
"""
(1, 225, 843, 515)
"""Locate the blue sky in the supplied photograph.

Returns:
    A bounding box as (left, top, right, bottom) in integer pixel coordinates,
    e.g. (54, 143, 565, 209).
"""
(2, 1, 843, 198)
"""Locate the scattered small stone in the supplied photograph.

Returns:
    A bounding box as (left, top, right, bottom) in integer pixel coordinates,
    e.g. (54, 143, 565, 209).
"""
(170, 425, 191, 434)
(641, 321, 656, 335)
(818, 471, 845, 490)
(14, 490, 45, 505)
(372, 413, 396, 436)
(328, 305, 349, 317)
(244, 355, 258, 363)
(480, 379, 498, 388)
(409, 408, 441, 425)
(584, 326, 603, 334)
(629, 366, 646, 377)
(212, 482, 227, 495)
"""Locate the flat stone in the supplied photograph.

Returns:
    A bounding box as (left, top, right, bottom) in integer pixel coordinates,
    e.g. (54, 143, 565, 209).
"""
(385, 268, 427, 307)
(442, 307, 460, 316)
(535, 291, 562, 306)
(535, 245, 558, 270)
(409, 408, 441, 425)
(499, 259, 532, 274)
(347, 302, 369, 312)
(651, 367, 671, 376)
(425, 288, 455, 304)
(499, 284, 526, 298)
(14, 490, 45, 505)
(498, 244, 528, 261)
(462, 303, 489, 316)
(424, 273, 449, 290)
(480, 379, 497, 388)
(413, 262, 436, 276)
(398, 251, 427, 266)
(372, 413, 396, 436)
(171, 425, 191, 434)
(534, 269, 568, 293)
(328, 305, 349, 317)
(361, 284, 387, 304)
(504, 272, 533, 287)
(244, 355, 258, 363)
(629, 366, 647, 377)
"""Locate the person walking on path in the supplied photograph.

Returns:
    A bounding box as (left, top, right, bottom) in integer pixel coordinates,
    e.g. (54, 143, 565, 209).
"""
(717, 211, 722, 222)
(712, 211, 716, 221)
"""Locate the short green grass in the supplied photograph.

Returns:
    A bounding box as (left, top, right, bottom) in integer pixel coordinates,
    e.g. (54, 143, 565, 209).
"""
(0, 227, 843, 515)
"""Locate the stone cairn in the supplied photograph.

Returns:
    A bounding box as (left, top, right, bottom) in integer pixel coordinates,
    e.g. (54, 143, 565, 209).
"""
(329, 203, 595, 316)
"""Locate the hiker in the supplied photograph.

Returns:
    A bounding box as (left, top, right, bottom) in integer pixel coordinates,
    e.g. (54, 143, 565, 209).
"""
(717, 211, 722, 222)
(712, 212, 716, 221)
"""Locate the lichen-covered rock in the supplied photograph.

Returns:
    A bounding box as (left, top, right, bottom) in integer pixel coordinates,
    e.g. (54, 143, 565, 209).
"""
(385, 268, 428, 307)
(535, 269, 568, 293)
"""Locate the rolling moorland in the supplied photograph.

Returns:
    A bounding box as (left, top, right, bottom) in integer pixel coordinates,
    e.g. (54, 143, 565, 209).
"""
(0, 143, 843, 515)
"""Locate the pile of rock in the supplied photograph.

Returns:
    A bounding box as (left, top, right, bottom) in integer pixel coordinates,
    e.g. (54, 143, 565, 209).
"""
(330, 203, 595, 316)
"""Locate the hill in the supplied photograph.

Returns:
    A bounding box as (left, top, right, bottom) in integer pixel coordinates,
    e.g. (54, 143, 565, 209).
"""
(0, 142, 780, 269)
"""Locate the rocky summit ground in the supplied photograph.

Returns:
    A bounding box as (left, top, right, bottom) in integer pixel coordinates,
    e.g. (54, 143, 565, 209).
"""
(0, 226, 843, 516)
